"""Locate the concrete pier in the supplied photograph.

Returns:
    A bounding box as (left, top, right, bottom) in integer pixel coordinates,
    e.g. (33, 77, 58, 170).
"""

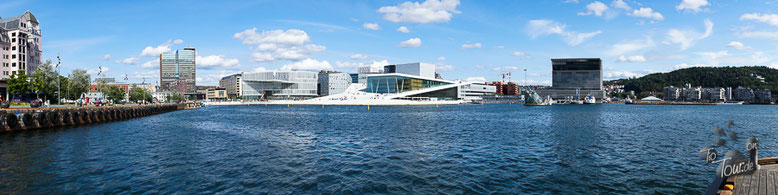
(0, 104, 185, 132)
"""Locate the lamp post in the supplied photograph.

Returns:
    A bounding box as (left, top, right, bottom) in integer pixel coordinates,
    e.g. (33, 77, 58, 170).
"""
(57, 54, 61, 105)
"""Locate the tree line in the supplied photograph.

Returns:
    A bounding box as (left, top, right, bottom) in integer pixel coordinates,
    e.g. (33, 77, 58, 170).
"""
(6, 60, 183, 103)
(605, 66, 778, 97)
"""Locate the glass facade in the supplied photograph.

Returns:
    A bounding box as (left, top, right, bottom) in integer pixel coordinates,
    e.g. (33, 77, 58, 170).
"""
(366, 75, 451, 94)
(550, 58, 602, 90)
(160, 48, 196, 93)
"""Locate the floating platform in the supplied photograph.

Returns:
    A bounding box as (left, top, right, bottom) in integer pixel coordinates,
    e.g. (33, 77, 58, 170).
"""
(629, 101, 716, 105)
(709, 157, 778, 195)
(0, 104, 184, 133)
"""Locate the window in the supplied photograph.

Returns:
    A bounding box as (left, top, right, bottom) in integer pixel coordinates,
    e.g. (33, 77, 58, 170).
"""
(11, 38, 15, 43)
(3, 71, 7, 75)
(11, 33, 15, 37)
(11, 46, 15, 51)
(12, 63, 15, 67)
(11, 55, 15, 59)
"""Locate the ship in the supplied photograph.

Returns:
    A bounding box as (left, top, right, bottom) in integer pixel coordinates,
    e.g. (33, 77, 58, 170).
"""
(583, 95, 596, 104)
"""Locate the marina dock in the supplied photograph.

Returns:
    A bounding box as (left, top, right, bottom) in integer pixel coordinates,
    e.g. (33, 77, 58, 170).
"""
(710, 157, 778, 195)
(0, 104, 193, 133)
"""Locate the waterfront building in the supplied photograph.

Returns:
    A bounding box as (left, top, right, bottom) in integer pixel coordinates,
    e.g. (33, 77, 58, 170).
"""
(240, 71, 318, 99)
(318, 72, 351, 96)
(366, 73, 450, 94)
(754, 89, 772, 104)
(504, 82, 519, 95)
(365, 72, 494, 100)
(358, 66, 383, 74)
(151, 91, 172, 103)
(725, 87, 733, 101)
(0, 11, 42, 100)
(702, 88, 726, 101)
(683, 86, 702, 101)
(733, 86, 755, 102)
(0, 11, 42, 80)
(160, 47, 196, 93)
(489, 81, 504, 95)
(348, 73, 369, 84)
(536, 58, 606, 99)
(219, 73, 242, 99)
(167, 79, 188, 94)
(382, 62, 435, 79)
(458, 83, 497, 100)
(663, 86, 681, 100)
(205, 87, 227, 100)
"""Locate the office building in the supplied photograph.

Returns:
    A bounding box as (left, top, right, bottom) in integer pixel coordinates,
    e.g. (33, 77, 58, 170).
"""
(382, 62, 435, 79)
(206, 87, 227, 100)
(358, 66, 383, 74)
(537, 58, 606, 99)
(318, 72, 351, 96)
(663, 86, 681, 100)
(160, 47, 196, 93)
(365, 72, 494, 100)
(219, 73, 242, 99)
(240, 71, 318, 99)
(0, 11, 42, 80)
(754, 89, 772, 104)
(366, 73, 450, 94)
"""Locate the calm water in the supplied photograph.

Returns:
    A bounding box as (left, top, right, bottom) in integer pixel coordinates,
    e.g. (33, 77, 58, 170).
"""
(1, 104, 777, 194)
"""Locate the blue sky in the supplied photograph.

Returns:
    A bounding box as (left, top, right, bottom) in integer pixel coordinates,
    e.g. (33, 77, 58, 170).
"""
(2, 0, 778, 85)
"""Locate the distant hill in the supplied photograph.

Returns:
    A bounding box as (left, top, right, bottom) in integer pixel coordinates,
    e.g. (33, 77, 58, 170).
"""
(605, 66, 778, 94)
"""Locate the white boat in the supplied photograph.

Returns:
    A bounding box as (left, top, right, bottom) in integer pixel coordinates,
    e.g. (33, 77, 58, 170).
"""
(625, 96, 634, 104)
(717, 101, 744, 105)
(583, 95, 596, 104)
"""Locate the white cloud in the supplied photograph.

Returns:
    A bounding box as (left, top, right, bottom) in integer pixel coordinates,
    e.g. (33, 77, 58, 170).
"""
(606, 37, 655, 56)
(739, 31, 778, 39)
(233, 28, 310, 45)
(461, 42, 482, 49)
(665, 19, 713, 50)
(526, 19, 601, 46)
(604, 71, 649, 78)
(617, 55, 646, 62)
(400, 38, 422, 47)
(676, 0, 709, 13)
(740, 13, 778, 27)
(102, 54, 111, 61)
(437, 56, 446, 61)
(495, 46, 505, 49)
(727, 41, 751, 50)
(251, 66, 268, 72)
(464, 77, 486, 82)
(87, 67, 110, 75)
(377, 0, 461, 23)
(363, 22, 381, 30)
(674, 63, 712, 69)
(173, 39, 184, 44)
(141, 59, 159, 69)
(350, 54, 369, 59)
(280, 58, 333, 71)
(628, 7, 664, 21)
(435, 63, 454, 71)
(335, 60, 390, 69)
(117, 57, 140, 65)
(397, 26, 410, 33)
(612, 0, 631, 11)
(196, 55, 240, 68)
(233, 28, 326, 62)
(492, 66, 519, 72)
(141, 43, 171, 57)
(563, 0, 580, 3)
(512, 51, 531, 59)
(578, 1, 608, 16)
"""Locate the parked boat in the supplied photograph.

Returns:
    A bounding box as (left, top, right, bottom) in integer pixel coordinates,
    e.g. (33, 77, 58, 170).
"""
(624, 96, 634, 104)
(583, 95, 596, 104)
(716, 101, 744, 105)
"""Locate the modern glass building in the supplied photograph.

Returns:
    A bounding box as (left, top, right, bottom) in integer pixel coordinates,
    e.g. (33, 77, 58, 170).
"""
(160, 48, 196, 93)
(366, 73, 452, 94)
(240, 71, 318, 99)
(551, 58, 602, 90)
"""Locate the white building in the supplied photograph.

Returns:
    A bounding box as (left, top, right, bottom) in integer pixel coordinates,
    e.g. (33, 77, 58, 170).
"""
(152, 91, 173, 103)
(0, 11, 42, 80)
(240, 71, 318, 99)
(318, 72, 351, 96)
(383, 62, 435, 79)
(458, 83, 497, 100)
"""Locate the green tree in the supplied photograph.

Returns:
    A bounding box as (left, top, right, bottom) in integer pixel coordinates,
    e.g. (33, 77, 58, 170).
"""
(32, 60, 59, 102)
(67, 69, 90, 100)
(8, 70, 31, 98)
(129, 86, 152, 102)
(169, 92, 185, 102)
(58, 76, 70, 100)
(104, 86, 125, 102)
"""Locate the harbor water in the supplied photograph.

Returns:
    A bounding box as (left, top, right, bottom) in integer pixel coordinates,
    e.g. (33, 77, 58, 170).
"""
(1, 104, 777, 194)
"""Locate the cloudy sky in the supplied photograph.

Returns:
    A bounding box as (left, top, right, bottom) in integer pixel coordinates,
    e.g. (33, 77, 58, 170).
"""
(2, 0, 777, 85)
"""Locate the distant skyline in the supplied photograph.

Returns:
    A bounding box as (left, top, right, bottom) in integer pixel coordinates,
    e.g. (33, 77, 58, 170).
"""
(3, 0, 778, 86)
